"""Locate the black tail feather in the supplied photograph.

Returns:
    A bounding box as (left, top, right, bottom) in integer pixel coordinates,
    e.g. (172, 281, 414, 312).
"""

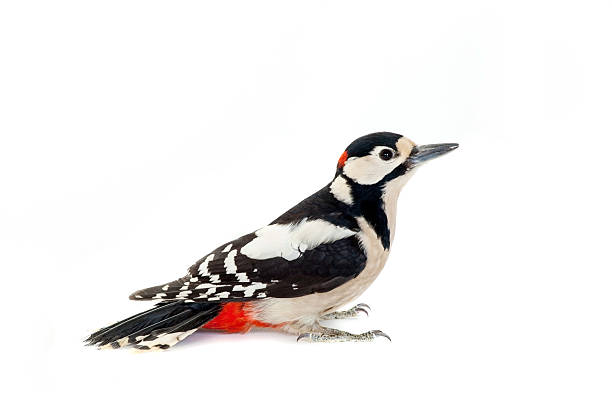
(86, 301, 221, 350)
(86, 302, 185, 346)
(124, 309, 194, 345)
(134, 306, 222, 350)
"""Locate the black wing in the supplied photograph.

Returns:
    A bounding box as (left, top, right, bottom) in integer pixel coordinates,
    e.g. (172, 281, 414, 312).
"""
(130, 185, 366, 302)
(129, 232, 366, 302)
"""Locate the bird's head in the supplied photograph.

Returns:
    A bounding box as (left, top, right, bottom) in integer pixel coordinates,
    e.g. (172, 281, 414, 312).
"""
(336, 132, 458, 184)
(332, 132, 458, 205)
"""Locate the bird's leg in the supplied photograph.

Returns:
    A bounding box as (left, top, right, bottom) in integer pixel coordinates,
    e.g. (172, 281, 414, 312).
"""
(319, 303, 371, 320)
(297, 325, 391, 343)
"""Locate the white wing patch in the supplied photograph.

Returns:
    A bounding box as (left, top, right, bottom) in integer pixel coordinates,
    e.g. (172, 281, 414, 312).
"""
(240, 218, 356, 261)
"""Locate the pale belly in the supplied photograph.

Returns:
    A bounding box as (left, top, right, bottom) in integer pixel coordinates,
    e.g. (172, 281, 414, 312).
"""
(250, 217, 390, 333)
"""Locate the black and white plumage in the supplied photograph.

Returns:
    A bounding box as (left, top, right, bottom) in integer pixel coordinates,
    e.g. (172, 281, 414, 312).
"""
(130, 196, 366, 302)
(86, 132, 458, 349)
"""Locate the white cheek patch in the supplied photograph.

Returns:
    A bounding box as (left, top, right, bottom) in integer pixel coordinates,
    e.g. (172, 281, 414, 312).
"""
(343, 152, 403, 185)
(240, 219, 356, 261)
(343, 140, 415, 185)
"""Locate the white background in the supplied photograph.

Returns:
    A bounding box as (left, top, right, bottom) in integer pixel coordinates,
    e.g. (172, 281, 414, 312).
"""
(1, 1, 611, 407)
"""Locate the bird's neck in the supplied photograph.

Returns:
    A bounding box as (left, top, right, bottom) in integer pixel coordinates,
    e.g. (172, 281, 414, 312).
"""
(379, 174, 412, 248)
(330, 172, 414, 250)
(330, 175, 399, 250)
(354, 193, 392, 250)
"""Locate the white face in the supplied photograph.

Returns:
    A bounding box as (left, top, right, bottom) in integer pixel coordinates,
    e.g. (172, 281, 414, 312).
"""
(342, 137, 416, 185)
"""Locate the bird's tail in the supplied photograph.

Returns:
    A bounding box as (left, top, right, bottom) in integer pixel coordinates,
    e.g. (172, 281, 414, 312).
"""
(85, 301, 222, 350)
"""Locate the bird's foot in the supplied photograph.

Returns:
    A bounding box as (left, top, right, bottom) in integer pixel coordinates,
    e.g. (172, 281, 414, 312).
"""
(319, 303, 371, 320)
(297, 327, 391, 343)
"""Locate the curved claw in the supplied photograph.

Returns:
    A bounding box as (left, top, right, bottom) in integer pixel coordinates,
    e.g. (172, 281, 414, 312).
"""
(297, 333, 313, 342)
(371, 330, 391, 342)
(354, 306, 369, 317)
(355, 303, 371, 312)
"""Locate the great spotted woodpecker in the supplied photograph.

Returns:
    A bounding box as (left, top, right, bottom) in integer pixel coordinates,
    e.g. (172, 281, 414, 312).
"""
(86, 132, 458, 349)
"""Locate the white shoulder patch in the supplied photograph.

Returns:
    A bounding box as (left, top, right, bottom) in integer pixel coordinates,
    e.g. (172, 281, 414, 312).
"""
(240, 218, 356, 261)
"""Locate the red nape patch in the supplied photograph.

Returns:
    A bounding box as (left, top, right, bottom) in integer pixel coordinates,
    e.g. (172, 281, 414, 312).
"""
(202, 302, 286, 333)
(337, 150, 348, 169)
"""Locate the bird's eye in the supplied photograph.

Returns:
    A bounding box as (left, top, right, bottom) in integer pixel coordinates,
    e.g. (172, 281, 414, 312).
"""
(379, 149, 394, 161)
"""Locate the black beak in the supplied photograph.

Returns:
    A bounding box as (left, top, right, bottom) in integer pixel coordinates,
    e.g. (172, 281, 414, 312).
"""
(408, 143, 459, 165)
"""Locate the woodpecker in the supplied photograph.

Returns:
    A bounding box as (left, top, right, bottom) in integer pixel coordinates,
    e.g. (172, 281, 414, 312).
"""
(86, 132, 458, 349)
